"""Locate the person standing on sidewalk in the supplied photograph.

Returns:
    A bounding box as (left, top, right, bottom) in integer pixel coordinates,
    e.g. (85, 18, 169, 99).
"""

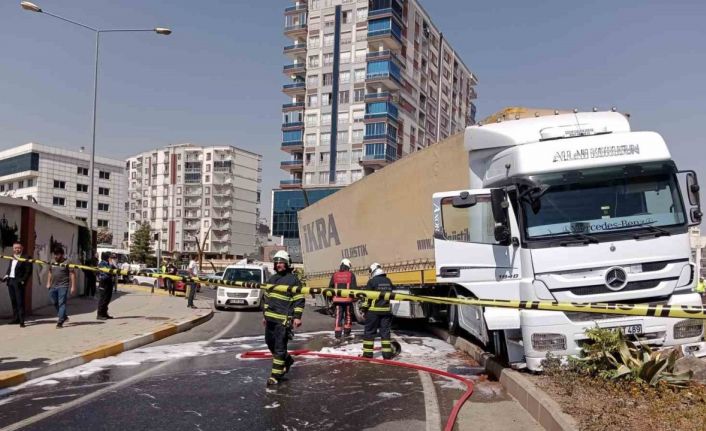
(263, 250, 304, 386)
(166, 260, 177, 296)
(328, 258, 357, 340)
(46, 246, 76, 328)
(186, 256, 198, 308)
(361, 263, 395, 360)
(96, 252, 116, 320)
(2, 241, 32, 328)
(81, 252, 97, 297)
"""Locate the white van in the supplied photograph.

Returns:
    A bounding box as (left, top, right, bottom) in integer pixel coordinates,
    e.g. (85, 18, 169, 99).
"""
(215, 264, 270, 310)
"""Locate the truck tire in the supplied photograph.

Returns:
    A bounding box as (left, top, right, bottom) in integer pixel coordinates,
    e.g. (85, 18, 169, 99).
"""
(447, 289, 461, 335)
(353, 300, 366, 323)
(487, 329, 510, 366)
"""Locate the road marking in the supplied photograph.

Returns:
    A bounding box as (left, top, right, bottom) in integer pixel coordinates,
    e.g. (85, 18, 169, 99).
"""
(1, 310, 242, 431)
(418, 370, 441, 431)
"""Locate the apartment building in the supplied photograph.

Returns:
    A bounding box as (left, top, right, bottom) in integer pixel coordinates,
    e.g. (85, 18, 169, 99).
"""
(125, 144, 262, 258)
(0, 143, 127, 248)
(275, 0, 478, 262)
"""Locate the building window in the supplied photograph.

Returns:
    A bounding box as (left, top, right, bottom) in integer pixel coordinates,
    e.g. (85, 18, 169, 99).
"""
(308, 55, 320, 68)
(205, 186, 210, 194)
(177, 198, 182, 205)
(205, 175, 210, 182)
(97, 219, 109, 228)
(18, 180, 24, 189)
(354, 68, 366, 82)
(323, 33, 334, 47)
(354, 89, 365, 102)
(306, 134, 317, 146)
(308, 95, 319, 108)
(143, 200, 148, 208)
(320, 133, 331, 146)
(342, 10, 351, 23)
(337, 131, 349, 143)
(52, 197, 65, 206)
(206, 153, 212, 161)
(98, 203, 110, 211)
(356, 7, 367, 21)
(53, 180, 66, 189)
(336, 171, 348, 185)
(99, 171, 110, 180)
(322, 93, 331, 106)
(340, 51, 351, 64)
(306, 114, 318, 126)
(205, 198, 210, 206)
(77, 167, 89, 175)
(143, 211, 147, 219)
(338, 111, 349, 124)
(98, 187, 110, 196)
(7, 183, 13, 190)
(76, 200, 88, 209)
(309, 36, 320, 48)
(323, 73, 333, 86)
(339, 90, 350, 104)
(323, 53, 334, 66)
(177, 187, 182, 194)
(205, 210, 210, 217)
(339, 71, 350, 84)
(307, 74, 319, 88)
(319, 172, 329, 184)
(321, 113, 331, 125)
(355, 49, 367, 62)
(176, 209, 181, 217)
(206, 164, 211, 172)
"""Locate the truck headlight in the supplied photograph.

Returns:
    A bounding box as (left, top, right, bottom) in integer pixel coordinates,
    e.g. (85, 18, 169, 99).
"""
(674, 319, 703, 339)
(531, 333, 566, 351)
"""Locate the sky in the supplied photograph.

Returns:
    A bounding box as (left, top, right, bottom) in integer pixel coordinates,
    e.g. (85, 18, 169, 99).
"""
(1, 0, 705, 225)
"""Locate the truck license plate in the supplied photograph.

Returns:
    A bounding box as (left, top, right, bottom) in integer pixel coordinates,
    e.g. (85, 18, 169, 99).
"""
(612, 324, 643, 335)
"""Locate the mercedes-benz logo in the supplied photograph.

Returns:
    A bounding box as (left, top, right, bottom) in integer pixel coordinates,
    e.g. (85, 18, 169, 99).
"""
(604, 267, 628, 291)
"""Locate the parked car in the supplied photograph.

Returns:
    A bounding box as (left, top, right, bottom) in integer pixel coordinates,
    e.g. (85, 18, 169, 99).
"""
(215, 264, 269, 310)
(202, 272, 224, 289)
(173, 269, 201, 293)
(131, 268, 159, 286)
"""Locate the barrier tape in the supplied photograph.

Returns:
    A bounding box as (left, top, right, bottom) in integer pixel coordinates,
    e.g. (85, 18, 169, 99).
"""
(3, 255, 706, 320)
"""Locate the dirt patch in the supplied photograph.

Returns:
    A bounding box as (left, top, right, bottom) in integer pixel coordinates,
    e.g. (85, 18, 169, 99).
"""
(527, 371, 706, 431)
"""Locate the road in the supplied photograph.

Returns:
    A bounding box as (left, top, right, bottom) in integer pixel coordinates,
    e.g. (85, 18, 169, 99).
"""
(0, 288, 541, 431)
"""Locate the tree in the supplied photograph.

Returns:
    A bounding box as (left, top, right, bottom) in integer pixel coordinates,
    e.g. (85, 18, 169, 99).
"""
(130, 222, 153, 264)
(97, 229, 113, 245)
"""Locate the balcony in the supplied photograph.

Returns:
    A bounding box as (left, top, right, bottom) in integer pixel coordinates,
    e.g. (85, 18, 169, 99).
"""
(365, 101, 399, 122)
(367, 2, 404, 24)
(212, 188, 233, 197)
(360, 153, 395, 169)
(212, 212, 231, 220)
(213, 199, 233, 208)
(283, 43, 307, 59)
(468, 87, 477, 100)
(365, 91, 391, 102)
(183, 223, 199, 231)
(212, 221, 231, 231)
(184, 199, 201, 208)
(212, 234, 231, 243)
(366, 62, 402, 90)
(281, 121, 304, 132)
(367, 22, 403, 50)
(282, 101, 305, 111)
(184, 187, 201, 197)
(284, 4, 307, 14)
(184, 211, 200, 219)
(366, 50, 404, 68)
(283, 63, 306, 76)
(282, 81, 306, 96)
(280, 179, 302, 189)
(284, 23, 307, 38)
(280, 160, 304, 172)
(281, 140, 304, 152)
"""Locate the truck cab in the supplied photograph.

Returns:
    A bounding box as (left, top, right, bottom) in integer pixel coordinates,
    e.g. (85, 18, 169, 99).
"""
(433, 111, 706, 370)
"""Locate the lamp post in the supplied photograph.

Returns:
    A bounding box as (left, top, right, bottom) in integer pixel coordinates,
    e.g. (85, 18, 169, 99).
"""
(20, 2, 171, 239)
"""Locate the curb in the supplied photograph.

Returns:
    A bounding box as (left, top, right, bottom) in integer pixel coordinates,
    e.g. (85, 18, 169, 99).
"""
(0, 307, 213, 389)
(427, 326, 579, 431)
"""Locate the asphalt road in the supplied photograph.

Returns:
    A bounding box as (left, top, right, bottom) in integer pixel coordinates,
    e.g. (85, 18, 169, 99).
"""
(0, 287, 537, 431)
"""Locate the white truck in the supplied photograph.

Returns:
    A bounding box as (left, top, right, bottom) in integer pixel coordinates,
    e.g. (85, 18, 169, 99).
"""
(299, 109, 705, 370)
(433, 110, 705, 369)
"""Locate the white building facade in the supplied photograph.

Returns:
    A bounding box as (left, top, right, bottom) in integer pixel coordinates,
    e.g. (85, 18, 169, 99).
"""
(125, 144, 262, 258)
(0, 143, 127, 247)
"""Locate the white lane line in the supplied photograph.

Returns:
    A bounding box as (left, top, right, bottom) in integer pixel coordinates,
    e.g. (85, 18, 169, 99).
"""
(418, 370, 442, 431)
(1, 311, 242, 431)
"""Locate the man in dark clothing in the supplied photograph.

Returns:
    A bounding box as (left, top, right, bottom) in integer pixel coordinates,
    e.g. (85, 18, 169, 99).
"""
(328, 258, 357, 339)
(96, 252, 116, 320)
(3, 242, 32, 327)
(165, 260, 177, 296)
(263, 250, 304, 386)
(47, 246, 76, 328)
(362, 263, 394, 359)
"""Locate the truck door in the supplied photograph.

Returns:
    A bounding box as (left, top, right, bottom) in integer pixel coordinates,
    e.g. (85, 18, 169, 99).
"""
(432, 189, 522, 340)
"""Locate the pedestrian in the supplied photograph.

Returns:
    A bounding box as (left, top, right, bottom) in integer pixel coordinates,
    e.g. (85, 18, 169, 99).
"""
(361, 263, 394, 360)
(2, 241, 32, 327)
(328, 258, 357, 340)
(82, 253, 97, 297)
(166, 260, 177, 296)
(263, 250, 304, 386)
(96, 252, 116, 320)
(186, 256, 198, 308)
(47, 246, 76, 328)
(696, 276, 705, 302)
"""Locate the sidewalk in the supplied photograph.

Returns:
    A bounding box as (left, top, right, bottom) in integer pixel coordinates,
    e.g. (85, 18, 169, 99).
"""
(0, 285, 212, 388)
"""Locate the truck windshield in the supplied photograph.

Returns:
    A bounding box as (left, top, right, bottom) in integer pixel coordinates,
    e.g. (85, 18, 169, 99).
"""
(223, 268, 262, 283)
(519, 163, 686, 240)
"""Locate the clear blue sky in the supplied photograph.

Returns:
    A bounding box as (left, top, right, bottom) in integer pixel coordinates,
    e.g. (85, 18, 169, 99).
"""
(1, 0, 705, 224)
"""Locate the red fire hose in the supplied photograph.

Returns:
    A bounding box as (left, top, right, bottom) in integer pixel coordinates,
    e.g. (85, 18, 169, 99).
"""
(240, 349, 474, 431)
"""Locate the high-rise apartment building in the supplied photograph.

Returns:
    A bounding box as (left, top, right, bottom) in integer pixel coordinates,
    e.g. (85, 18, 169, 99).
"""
(125, 144, 262, 258)
(0, 143, 127, 248)
(275, 0, 478, 262)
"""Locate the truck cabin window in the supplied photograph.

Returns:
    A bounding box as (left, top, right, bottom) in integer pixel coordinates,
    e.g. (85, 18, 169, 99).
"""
(519, 163, 686, 239)
(440, 194, 506, 245)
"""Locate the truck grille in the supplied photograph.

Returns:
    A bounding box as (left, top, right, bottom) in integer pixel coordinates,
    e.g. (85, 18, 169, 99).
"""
(566, 279, 670, 296)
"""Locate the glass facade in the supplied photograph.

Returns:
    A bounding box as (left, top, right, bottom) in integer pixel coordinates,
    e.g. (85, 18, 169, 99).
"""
(0, 152, 39, 176)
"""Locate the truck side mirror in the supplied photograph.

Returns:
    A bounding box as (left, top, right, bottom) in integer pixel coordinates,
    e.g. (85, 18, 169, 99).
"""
(687, 172, 701, 207)
(490, 189, 509, 225)
(691, 208, 703, 224)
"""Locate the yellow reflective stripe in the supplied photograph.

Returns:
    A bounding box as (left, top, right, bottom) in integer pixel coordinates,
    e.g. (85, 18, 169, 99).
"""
(273, 358, 285, 365)
(382, 349, 393, 352)
(369, 307, 391, 312)
(292, 294, 305, 301)
(267, 292, 295, 302)
(264, 311, 287, 321)
(271, 368, 285, 375)
(363, 349, 374, 353)
(293, 307, 304, 313)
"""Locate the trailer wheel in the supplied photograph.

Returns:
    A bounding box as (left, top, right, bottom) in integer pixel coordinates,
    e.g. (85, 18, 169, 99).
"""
(325, 296, 336, 316)
(447, 289, 460, 335)
(353, 300, 366, 323)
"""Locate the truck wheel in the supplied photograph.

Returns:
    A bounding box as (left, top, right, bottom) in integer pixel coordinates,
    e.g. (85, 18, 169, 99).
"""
(447, 290, 460, 336)
(353, 300, 366, 323)
(487, 329, 510, 366)
(325, 296, 336, 316)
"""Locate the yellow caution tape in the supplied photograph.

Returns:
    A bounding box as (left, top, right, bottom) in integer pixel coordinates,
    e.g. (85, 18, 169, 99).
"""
(3, 255, 705, 320)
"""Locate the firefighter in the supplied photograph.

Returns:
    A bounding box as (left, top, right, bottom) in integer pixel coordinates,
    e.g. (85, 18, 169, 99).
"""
(328, 258, 357, 340)
(361, 263, 394, 359)
(696, 276, 705, 300)
(263, 250, 304, 386)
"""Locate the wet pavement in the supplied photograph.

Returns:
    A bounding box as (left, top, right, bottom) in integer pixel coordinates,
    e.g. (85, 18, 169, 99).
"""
(0, 290, 540, 431)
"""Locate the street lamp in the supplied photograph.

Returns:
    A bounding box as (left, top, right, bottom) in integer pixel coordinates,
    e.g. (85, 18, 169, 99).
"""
(20, 1, 171, 239)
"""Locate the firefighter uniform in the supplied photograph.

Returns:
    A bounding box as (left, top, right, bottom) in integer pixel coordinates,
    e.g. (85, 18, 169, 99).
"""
(264, 269, 304, 383)
(362, 265, 394, 359)
(328, 267, 357, 339)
